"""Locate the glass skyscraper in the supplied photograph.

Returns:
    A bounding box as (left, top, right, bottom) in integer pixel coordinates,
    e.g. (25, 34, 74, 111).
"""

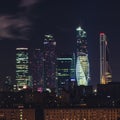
(43, 34, 56, 91)
(56, 56, 72, 93)
(76, 26, 90, 86)
(16, 48, 32, 90)
(30, 48, 44, 91)
(100, 33, 112, 84)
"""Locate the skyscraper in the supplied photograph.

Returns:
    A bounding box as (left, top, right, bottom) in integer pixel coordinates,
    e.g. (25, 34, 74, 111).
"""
(30, 48, 44, 91)
(100, 33, 112, 84)
(16, 48, 32, 90)
(43, 34, 56, 91)
(76, 26, 90, 86)
(56, 55, 72, 93)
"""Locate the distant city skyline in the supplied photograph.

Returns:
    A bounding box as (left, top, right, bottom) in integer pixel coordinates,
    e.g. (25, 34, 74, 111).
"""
(0, 0, 120, 86)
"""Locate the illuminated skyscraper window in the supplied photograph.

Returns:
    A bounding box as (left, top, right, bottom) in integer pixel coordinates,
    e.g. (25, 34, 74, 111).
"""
(16, 48, 32, 90)
(56, 55, 72, 93)
(76, 26, 90, 86)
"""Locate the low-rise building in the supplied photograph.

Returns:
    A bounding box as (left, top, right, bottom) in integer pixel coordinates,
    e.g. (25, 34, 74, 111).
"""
(44, 108, 120, 120)
(0, 108, 35, 120)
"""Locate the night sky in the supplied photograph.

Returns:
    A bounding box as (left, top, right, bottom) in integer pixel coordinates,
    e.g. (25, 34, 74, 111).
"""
(0, 0, 120, 85)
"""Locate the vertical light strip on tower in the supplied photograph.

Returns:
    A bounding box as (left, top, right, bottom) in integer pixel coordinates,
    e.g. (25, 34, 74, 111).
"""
(100, 33, 106, 84)
(70, 53, 76, 82)
(76, 26, 90, 86)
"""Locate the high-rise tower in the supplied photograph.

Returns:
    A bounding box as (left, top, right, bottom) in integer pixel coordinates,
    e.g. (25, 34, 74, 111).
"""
(100, 33, 112, 84)
(30, 48, 44, 91)
(76, 26, 90, 86)
(43, 34, 56, 91)
(16, 48, 32, 90)
(56, 55, 72, 93)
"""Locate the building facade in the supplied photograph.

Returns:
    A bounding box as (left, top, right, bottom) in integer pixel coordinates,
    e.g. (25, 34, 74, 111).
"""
(44, 108, 120, 120)
(30, 48, 44, 92)
(43, 34, 56, 91)
(16, 48, 32, 90)
(0, 108, 35, 120)
(70, 53, 76, 83)
(56, 56, 72, 93)
(100, 33, 112, 84)
(76, 26, 90, 86)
